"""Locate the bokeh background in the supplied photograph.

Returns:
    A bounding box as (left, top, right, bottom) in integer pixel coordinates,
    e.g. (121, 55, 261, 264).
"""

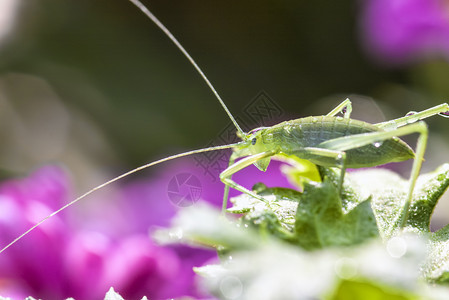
(1, 0, 449, 298)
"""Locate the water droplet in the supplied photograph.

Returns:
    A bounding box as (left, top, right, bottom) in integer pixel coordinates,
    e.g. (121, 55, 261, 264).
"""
(244, 224, 249, 228)
(387, 236, 407, 258)
(373, 141, 382, 148)
(405, 111, 419, 124)
(336, 116, 343, 121)
(311, 117, 318, 123)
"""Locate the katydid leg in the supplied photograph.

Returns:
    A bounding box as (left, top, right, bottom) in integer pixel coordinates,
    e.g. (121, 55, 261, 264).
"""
(326, 98, 352, 118)
(220, 150, 277, 206)
(222, 153, 236, 213)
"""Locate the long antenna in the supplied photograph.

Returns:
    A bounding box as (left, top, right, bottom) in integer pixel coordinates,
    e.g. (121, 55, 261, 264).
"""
(128, 0, 245, 136)
(0, 142, 243, 254)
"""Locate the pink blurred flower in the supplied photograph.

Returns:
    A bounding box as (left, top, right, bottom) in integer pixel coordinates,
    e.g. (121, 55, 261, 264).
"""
(0, 165, 212, 299)
(0, 166, 71, 298)
(0, 155, 295, 299)
(360, 0, 449, 65)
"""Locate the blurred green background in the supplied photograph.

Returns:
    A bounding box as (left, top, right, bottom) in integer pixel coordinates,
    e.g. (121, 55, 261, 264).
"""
(0, 0, 448, 224)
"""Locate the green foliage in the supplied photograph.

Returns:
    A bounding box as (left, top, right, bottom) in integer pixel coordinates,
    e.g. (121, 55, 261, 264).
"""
(157, 163, 449, 299)
(423, 224, 449, 284)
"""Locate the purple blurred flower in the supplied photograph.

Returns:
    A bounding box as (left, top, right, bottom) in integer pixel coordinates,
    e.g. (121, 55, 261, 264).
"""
(0, 155, 295, 299)
(0, 166, 71, 299)
(360, 0, 449, 65)
(0, 166, 205, 299)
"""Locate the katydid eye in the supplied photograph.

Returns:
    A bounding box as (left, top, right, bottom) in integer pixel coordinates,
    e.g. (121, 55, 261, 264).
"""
(251, 138, 257, 145)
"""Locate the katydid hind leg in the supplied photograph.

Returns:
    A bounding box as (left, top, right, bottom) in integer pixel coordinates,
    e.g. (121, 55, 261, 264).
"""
(375, 103, 449, 130)
(318, 122, 429, 232)
(326, 98, 352, 118)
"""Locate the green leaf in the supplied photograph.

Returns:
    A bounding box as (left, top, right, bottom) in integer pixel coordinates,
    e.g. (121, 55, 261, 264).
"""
(423, 224, 449, 284)
(227, 164, 449, 247)
(294, 179, 378, 249)
(408, 164, 449, 232)
(229, 184, 301, 241)
(348, 164, 449, 238)
(230, 172, 379, 250)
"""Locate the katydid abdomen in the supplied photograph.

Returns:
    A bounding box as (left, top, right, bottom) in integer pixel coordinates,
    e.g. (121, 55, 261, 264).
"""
(261, 116, 415, 168)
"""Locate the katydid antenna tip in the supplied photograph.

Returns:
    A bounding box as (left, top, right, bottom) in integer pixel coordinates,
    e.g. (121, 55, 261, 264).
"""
(126, 0, 245, 136)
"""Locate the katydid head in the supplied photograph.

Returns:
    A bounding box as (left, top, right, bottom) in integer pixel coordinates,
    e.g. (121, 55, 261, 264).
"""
(234, 127, 273, 171)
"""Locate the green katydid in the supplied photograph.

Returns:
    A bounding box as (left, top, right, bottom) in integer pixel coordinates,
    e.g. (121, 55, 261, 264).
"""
(1, 0, 448, 255)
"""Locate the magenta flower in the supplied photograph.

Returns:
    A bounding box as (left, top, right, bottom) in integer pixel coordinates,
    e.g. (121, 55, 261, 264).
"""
(0, 166, 71, 299)
(0, 165, 213, 299)
(360, 0, 449, 65)
(0, 155, 295, 299)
